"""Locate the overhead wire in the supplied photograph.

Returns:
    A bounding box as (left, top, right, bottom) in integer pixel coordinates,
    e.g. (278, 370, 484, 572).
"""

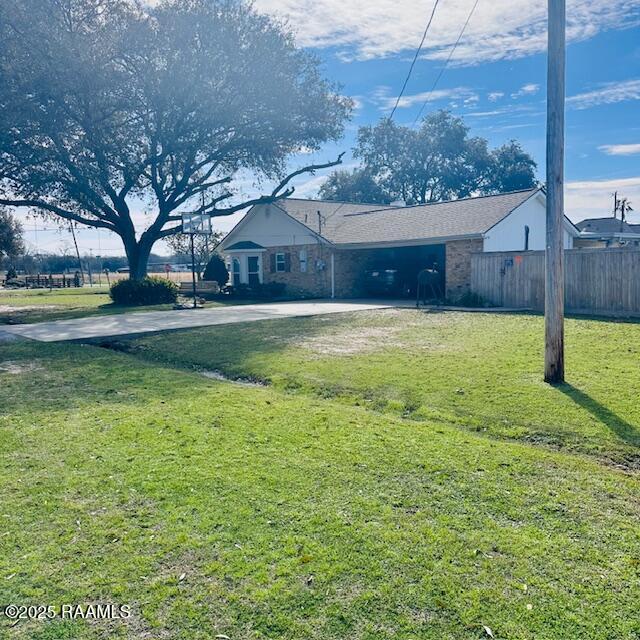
(389, 0, 442, 120)
(412, 0, 481, 126)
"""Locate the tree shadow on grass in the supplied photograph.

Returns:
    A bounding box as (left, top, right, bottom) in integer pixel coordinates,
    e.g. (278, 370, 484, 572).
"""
(558, 383, 640, 446)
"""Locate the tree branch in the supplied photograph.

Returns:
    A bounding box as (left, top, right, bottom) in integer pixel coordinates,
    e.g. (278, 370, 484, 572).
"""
(0, 198, 117, 231)
(158, 225, 183, 239)
(211, 153, 345, 217)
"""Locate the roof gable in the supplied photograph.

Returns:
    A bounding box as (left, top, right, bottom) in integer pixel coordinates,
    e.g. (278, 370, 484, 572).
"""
(219, 201, 329, 251)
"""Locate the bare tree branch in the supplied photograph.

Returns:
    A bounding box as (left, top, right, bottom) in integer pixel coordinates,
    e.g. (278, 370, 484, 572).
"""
(0, 198, 117, 231)
(214, 153, 346, 216)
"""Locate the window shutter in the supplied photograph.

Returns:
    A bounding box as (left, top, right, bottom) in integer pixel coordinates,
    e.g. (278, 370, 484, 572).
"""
(270, 253, 276, 273)
(284, 253, 291, 272)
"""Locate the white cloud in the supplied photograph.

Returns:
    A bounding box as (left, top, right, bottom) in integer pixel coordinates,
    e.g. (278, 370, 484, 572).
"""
(372, 85, 478, 110)
(255, 0, 640, 64)
(465, 104, 542, 118)
(511, 83, 540, 99)
(565, 176, 640, 223)
(567, 79, 640, 109)
(488, 92, 504, 102)
(599, 143, 640, 155)
(465, 109, 508, 117)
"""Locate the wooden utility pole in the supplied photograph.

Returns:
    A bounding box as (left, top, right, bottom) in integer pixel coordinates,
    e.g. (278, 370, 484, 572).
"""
(69, 222, 84, 285)
(544, 0, 566, 384)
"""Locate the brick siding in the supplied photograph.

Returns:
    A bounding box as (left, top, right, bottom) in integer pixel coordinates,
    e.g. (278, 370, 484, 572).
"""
(261, 244, 379, 298)
(262, 244, 332, 298)
(333, 248, 379, 298)
(445, 238, 483, 300)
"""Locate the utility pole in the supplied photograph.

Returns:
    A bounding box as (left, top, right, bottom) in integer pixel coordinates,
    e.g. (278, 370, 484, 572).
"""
(544, 0, 566, 384)
(69, 222, 84, 285)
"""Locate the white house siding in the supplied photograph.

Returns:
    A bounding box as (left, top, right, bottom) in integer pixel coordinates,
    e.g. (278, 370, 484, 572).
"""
(225, 204, 319, 247)
(482, 193, 574, 252)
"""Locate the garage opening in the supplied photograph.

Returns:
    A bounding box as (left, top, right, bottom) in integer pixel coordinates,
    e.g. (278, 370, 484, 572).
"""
(362, 244, 445, 298)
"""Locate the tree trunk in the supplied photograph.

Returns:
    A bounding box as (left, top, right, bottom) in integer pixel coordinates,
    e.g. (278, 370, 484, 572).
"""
(124, 238, 153, 281)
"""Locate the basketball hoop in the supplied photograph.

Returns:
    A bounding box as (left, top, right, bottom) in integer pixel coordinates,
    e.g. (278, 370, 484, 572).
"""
(181, 214, 213, 308)
(181, 213, 212, 235)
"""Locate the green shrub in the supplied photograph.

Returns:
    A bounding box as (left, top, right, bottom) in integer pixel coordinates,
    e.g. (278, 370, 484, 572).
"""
(202, 254, 229, 285)
(109, 277, 178, 306)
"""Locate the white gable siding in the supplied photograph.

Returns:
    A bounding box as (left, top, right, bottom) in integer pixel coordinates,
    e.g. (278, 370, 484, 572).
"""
(223, 204, 319, 248)
(482, 193, 574, 252)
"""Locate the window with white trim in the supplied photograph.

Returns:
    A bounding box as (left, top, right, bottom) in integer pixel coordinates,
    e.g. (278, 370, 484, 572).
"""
(299, 249, 307, 273)
(231, 258, 241, 286)
(276, 252, 286, 272)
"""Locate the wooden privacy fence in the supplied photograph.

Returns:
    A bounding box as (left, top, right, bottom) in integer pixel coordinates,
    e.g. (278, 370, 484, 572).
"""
(471, 248, 640, 316)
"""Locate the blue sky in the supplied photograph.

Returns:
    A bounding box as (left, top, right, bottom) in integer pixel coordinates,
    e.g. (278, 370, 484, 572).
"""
(21, 0, 640, 256)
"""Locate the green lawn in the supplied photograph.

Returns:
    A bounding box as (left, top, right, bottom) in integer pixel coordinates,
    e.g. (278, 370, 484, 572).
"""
(122, 309, 640, 468)
(1, 311, 639, 639)
(0, 286, 239, 324)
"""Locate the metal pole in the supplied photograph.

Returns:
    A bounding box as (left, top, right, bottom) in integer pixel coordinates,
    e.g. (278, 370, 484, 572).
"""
(544, 0, 566, 383)
(190, 233, 197, 309)
(330, 253, 335, 299)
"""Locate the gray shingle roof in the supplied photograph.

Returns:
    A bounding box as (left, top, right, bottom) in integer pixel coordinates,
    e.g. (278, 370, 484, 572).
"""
(575, 217, 636, 234)
(277, 189, 540, 246)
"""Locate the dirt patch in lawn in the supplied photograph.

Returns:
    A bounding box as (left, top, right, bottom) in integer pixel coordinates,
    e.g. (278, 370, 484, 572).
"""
(291, 309, 455, 356)
(295, 325, 406, 356)
(0, 360, 43, 374)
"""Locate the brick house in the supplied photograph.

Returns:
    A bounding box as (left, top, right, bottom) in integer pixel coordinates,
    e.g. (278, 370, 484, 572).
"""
(218, 188, 578, 300)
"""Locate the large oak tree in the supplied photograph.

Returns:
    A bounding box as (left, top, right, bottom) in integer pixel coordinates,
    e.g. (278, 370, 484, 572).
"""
(320, 112, 537, 205)
(0, 0, 351, 278)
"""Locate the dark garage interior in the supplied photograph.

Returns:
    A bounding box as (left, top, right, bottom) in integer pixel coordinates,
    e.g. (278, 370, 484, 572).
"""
(361, 244, 446, 298)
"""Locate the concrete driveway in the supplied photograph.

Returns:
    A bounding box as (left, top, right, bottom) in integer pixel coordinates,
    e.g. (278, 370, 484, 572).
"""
(1, 300, 412, 342)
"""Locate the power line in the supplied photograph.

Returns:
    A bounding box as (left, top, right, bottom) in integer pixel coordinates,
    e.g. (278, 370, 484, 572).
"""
(412, 0, 481, 126)
(389, 0, 442, 121)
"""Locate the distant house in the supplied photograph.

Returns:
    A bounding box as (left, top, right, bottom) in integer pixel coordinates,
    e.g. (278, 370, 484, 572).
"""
(219, 188, 578, 300)
(574, 217, 640, 248)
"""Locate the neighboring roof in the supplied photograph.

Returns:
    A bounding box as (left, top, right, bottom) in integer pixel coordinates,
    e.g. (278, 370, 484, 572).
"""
(575, 217, 636, 234)
(277, 189, 542, 246)
(225, 241, 265, 250)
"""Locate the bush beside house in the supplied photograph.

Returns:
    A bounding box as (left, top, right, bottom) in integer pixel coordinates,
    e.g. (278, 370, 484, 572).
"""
(202, 254, 229, 286)
(110, 277, 178, 306)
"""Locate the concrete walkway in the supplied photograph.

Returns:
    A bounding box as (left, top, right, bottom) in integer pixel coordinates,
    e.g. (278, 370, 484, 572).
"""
(1, 300, 412, 342)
